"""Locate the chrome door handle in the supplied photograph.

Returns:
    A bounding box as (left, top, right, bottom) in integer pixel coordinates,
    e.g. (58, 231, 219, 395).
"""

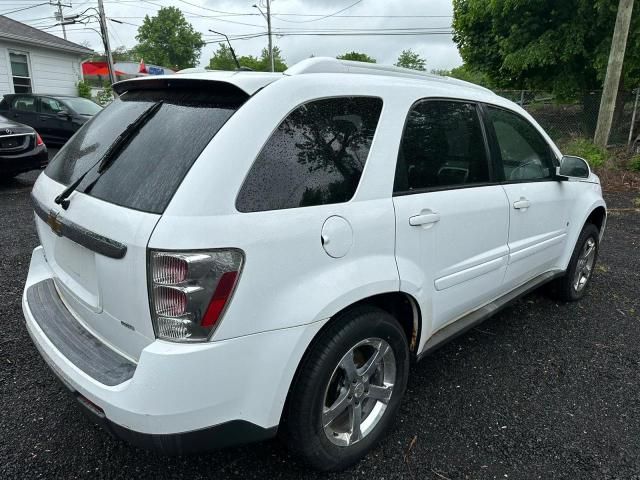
(409, 212, 441, 226)
(513, 197, 531, 210)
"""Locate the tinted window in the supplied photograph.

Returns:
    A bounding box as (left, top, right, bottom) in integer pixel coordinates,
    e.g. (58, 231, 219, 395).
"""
(394, 100, 489, 192)
(41, 97, 65, 114)
(236, 97, 383, 212)
(12, 96, 36, 112)
(487, 106, 555, 181)
(45, 86, 246, 214)
(60, 97, 102, 116)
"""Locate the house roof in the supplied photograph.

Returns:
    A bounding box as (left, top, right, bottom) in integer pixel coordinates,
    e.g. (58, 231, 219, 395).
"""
(0, 15, 93, 55)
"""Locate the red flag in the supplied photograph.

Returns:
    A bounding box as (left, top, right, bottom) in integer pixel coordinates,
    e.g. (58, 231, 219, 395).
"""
(138, 58, 147, 74)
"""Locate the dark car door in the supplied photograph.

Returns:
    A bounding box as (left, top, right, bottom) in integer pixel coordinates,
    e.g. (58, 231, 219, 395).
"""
(38, 96, 72, 144)
(7, 96, 38, 130)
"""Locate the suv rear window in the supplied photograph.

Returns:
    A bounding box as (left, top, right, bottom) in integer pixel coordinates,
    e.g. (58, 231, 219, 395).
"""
(45, 85, 246, 214)
(236, 96, 383, 212)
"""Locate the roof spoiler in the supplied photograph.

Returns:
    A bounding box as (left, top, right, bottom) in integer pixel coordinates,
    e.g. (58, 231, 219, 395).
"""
(112, 77, 249, 97)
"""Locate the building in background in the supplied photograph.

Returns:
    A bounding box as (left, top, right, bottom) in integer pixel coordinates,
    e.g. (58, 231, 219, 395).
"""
(0, 15, 92, 97)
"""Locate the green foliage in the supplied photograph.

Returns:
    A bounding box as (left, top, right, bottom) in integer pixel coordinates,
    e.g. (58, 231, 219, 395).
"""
(448, 64, 492, 87)
(96, 81, 113, 107)
(452, 0, 640, 97)
(208, 43, 238, 70)
(134, 7, 205, 70)
(629, 154, 640, 172)
(337, 51, 376, 63)
(77, 80, 91, 99)
(395, 49, 426, 71)
(87, 46, 139, 63)
(208, 44, 287, 72)
(562, 138, 608, 168)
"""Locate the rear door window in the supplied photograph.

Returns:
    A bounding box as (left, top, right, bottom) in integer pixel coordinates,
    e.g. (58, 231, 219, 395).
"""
(236, 96, 383, 212)
(45, 85, 246, 213)
(394, 100, 490, 193)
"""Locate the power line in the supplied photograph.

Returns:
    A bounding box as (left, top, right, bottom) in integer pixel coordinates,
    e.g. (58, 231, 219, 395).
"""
(273, 0, 363, 23)
(0, 2, 48, 15)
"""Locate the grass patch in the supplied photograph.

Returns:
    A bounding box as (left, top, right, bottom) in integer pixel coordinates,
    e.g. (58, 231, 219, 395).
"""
(561, 138, 608, 169)
(629, 154, 640, 172)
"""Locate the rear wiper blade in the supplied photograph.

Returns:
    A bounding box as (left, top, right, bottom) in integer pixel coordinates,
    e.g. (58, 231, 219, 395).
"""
(54, 100, 164, 210)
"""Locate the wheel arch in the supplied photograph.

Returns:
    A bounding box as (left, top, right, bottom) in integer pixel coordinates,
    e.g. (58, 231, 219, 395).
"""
(278, 290, 422, 426)
(585, 205, 607, 237)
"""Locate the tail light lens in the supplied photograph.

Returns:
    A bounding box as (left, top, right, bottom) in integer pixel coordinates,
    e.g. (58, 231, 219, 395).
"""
(35, 132, 44, 146)
(148, 250, 244, 342)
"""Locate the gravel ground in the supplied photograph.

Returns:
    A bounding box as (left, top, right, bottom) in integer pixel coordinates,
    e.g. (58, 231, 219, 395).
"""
(1, 167, 639, 480)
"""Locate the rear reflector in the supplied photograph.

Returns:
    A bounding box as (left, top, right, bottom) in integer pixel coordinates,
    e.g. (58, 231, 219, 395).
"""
(202, 271, 239, 327)
(35, 132, 44, 146)
(148, 250, 243, 342)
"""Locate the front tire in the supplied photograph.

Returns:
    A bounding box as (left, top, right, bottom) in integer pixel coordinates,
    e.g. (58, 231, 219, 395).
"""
(281, 305, 409, 471)
(554, 223, 600, 301)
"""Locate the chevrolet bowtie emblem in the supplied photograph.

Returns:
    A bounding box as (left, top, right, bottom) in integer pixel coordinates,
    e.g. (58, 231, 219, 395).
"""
(46, 211, 63, 236)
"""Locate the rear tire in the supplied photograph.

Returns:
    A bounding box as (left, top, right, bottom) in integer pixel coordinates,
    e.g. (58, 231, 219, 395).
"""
(553, 223, 600, 301)
(281, 305, 409, 471)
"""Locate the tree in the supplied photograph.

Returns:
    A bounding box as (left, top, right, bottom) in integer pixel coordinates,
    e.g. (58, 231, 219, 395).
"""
(434, 64, 492, 87)
(208, 44, 287, 72)
(337, 51, 376, 63)
(395, 49, 426, 71)
(208, 43, 238, 71)
(87, 46, 139, 63)
(133, 7, 205, 70)
(256, 46, 288, 72)
(452, 0, 640, 98)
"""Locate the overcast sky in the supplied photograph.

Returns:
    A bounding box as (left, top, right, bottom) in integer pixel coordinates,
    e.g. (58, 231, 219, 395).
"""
(5, 0, 462, 70)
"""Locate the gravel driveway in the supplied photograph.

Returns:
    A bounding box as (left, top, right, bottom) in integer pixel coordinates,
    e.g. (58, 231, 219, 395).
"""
(1, 167, 638, 479)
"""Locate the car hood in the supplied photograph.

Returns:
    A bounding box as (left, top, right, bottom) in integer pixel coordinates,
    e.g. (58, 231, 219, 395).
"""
(0, 115, 34, 134)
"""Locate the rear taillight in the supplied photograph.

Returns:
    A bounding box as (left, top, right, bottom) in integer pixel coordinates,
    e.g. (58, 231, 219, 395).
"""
(148, 250, 244, 342)
(35, 132, 44, 146)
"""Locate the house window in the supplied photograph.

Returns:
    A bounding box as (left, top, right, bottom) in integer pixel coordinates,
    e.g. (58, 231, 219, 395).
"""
(9, 52, 32, 93)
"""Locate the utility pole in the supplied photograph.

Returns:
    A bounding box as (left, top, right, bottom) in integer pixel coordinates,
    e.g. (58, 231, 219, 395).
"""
(51, 0, 71, 39)
(96, 0, 117, 86)
(57, 1, 66, 39)
(594, 0, 635, 147)
(266, 0, 274, 72)
(253, 1, 274, 72)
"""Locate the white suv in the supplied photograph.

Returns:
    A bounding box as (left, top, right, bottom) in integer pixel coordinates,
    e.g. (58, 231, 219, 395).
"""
(23, 58, 606, 471)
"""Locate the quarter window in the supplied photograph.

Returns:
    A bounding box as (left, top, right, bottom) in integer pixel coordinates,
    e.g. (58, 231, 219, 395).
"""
(11, 96, 36, 112)
(486, 106, 555, 181)
(394, 100, 490, 193)
(9, 52, 32, 94)
(236, 97, 383, 212)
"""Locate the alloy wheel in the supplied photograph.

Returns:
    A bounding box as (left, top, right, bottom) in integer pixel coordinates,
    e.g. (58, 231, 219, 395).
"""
(573, 237, 596, 292)
(322, 337, 396, 446)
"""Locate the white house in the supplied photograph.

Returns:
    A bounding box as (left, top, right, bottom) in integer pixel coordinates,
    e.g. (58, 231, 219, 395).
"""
(0, 15, 92, 97)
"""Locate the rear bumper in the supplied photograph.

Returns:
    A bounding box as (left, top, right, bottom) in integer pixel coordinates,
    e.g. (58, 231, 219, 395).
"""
(0, 145, 47, 174)
(23, 246, 326, 452)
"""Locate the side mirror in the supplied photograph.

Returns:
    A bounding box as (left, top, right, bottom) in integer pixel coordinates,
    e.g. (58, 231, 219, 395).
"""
(57, 110, 71, 119)
(556, 155, 590, 180)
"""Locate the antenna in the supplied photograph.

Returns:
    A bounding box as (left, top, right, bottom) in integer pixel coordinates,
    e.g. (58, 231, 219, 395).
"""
(209, 29, 241, 71)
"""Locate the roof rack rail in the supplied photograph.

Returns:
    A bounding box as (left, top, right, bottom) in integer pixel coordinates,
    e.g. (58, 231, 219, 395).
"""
(284, 57, 493, 94)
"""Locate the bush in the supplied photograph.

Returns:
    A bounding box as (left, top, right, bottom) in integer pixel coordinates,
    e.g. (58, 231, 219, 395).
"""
(629, 154, 640, 172)
(96, 81, 113, 107)
(561, 138, 608, 169)
(77, 80, 91, 99)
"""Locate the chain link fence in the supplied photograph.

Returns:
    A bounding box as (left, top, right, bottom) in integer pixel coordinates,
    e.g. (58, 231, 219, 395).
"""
(494, 89, 640, 149)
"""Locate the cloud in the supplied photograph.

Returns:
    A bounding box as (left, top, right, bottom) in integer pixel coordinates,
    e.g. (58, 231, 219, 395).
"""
(7, 0, 462, 70)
